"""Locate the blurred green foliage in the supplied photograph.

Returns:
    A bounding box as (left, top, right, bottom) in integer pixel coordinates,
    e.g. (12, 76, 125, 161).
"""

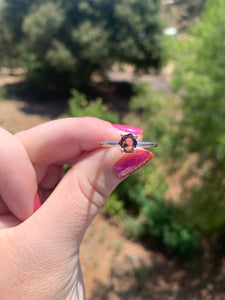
(104, 193, 126, 219)
(126, 83, 176, 159)
(0, 0, 163, 90)
(0, 86, 7, 100)
(0, 7, 20, 68)
(142, 196, 200, 257)
(63, 89, 119, 124)
(123, 215, 146, 240)
(120, 191, 200, 258)
(171, 0, 225, 248)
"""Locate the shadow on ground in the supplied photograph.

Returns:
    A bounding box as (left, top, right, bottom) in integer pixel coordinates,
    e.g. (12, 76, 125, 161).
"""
(4, 80, 69, 118)
(3, 79, 133, 119)
(90, 256, 225, 300)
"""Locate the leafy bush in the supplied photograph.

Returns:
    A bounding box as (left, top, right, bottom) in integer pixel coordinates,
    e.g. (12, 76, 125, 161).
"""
(0, 8, 20, 68)
(115, 83, 201, 258)
(116, 174, 200, 257)
(125, 83, 177, 160)
(142, 196, 201, 257)
(119, 181, 200, 257)
(63, 89, 119, 124)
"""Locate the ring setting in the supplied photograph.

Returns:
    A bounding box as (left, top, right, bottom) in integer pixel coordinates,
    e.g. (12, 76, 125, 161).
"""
(101, 133, 157, 153)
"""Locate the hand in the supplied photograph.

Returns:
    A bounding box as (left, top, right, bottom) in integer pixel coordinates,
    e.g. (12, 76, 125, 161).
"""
(0, 117, 152, 299)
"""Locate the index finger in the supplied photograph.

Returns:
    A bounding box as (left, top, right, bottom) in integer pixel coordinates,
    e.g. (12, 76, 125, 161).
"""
(16, 117, 142, 164)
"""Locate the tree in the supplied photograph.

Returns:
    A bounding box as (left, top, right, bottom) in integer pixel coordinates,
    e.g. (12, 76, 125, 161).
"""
(172, 0, 225, 245)
(1, 0, 163, 90)
(0, 7, 20, 68)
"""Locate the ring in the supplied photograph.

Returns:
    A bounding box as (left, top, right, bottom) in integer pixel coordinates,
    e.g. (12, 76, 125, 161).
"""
(100, 133, 157, 153)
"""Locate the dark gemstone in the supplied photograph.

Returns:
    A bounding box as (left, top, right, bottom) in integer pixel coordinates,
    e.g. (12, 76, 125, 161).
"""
(119, 134, 137, 153)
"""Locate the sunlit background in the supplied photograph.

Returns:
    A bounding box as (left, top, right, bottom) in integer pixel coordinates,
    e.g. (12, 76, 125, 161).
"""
(1, 0, 225, 299)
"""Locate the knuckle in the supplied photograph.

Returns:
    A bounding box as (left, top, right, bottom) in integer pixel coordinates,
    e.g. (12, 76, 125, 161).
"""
(77, 173, 111, 209)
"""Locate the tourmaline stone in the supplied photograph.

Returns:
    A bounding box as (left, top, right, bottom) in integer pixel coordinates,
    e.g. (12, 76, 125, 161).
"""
(119, 134, 137, 153)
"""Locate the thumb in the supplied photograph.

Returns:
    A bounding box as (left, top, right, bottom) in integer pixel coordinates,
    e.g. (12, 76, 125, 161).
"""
(22, 147, 152, 250)
(7, 147, 152, 298)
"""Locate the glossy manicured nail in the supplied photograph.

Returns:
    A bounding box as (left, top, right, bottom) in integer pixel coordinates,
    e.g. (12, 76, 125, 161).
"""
(112, 124, 143, 135)
(34, 193, 41, 212)
(114, 150, 153, 179)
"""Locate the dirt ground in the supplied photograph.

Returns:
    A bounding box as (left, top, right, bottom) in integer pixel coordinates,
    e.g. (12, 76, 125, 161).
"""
(1, 69, 225, 299)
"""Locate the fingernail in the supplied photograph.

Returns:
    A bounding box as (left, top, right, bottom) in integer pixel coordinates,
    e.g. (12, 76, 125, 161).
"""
(114, 150, 153, 179)
(34, 193, 41, 212)
(112, 124, 143, 135)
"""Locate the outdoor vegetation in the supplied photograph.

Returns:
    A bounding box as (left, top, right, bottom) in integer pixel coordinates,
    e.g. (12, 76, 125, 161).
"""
(0, 0, 162, 90)
(0, 0, 225, 266)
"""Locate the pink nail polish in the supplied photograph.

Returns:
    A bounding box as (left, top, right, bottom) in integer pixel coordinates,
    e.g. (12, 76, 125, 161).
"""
(114, 150, 153, 179)
(112, 124, 143, 135)
(34, 193, 41, 212)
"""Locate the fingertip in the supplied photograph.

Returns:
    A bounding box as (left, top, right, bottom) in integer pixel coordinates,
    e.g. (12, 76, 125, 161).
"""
(113, 150, 153, 179)
(112, 124, 143, 135)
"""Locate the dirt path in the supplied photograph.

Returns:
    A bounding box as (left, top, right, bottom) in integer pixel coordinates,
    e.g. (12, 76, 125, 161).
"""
(82, 214, 225, 300)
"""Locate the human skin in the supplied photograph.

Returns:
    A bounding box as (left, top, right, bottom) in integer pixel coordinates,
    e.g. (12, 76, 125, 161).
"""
(0, 117, 152, 299)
